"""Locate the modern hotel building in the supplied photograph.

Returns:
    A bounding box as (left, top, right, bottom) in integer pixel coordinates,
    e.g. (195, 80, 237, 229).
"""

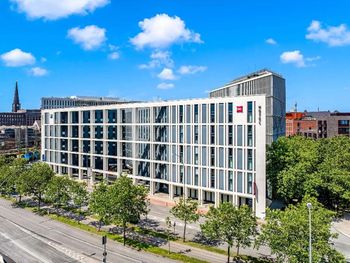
(41, 69, 285, 218)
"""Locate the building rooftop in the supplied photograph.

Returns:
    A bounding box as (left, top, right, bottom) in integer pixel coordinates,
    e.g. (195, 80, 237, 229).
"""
(210, 68, 284, 93)
(42, 96, 125, 101)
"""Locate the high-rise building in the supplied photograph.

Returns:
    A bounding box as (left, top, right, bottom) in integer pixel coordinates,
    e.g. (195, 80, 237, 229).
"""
(209, 69, 286, 144)
(41, 96, 131, 110)
(41, 70, 286, 218)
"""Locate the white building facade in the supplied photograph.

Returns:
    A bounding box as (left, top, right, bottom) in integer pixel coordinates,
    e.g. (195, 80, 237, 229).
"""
(42, 95, 268, 218)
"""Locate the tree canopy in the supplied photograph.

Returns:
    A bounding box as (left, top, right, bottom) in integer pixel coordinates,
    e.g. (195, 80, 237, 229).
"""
(170, 197, 199, 242)
(257, 196, 345, 263)
(109, 175, 149, 245)
(267, 135, 350, 211)
(201, 203, 257, 263)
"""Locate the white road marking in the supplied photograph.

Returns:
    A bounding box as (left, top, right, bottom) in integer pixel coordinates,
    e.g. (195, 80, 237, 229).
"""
(0, 232, 48, 263)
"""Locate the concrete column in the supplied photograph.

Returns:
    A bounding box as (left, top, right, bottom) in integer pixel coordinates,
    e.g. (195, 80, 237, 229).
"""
(169, 184, 174, 200)
(214, 191, 220, 208)
(198, 188, 204, 205)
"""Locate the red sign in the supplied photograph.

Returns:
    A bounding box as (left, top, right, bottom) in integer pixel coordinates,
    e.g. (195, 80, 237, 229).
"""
(237, 106, 243, 113)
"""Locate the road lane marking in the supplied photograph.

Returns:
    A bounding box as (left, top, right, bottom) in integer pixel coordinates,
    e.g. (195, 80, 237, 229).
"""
(0, 232, 48, 263)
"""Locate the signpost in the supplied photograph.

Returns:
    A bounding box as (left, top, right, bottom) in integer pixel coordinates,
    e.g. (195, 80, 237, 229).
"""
(102, 235, 107, 263)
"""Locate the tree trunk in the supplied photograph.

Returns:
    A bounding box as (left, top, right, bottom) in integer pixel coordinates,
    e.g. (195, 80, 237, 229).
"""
(19, 194, 22, 203)
(38, 193, 41, 211)
(183, 220, 187, 242)
(227, 245, 230, 263)
(236, 243, 240, 262)
(123, 221, 126, 246)
(98, 220, 102, 231)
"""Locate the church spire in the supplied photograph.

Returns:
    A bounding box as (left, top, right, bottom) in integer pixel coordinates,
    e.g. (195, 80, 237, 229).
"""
(12, 81, 21, 112)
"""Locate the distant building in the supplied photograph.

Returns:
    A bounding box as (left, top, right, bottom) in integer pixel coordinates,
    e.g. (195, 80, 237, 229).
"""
(286, 111, 350, 138)
(0, 82, 41, 126)
(41, 96, 130, 110)
(0, 125, 41, 151)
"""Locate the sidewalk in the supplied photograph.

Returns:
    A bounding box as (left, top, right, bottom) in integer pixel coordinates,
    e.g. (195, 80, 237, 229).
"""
(161, 241, 227, 263)
(333, 213, 350, 238)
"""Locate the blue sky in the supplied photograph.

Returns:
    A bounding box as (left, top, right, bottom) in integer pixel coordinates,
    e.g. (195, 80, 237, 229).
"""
(0, 0, 350, 112)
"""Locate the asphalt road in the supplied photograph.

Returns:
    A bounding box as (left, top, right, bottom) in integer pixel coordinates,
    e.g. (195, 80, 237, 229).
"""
(0, 199, 175, 263)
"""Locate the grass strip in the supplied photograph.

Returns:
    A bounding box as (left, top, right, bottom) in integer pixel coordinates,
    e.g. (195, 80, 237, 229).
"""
(49, 214, 208, 263)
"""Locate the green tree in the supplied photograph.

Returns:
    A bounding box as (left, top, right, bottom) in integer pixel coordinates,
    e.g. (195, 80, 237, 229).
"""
(89, 182, 112, 231)
(170, 197, 199, 242)
(201, 203, 257, 263)
(267, 136, 319, 202)
(70, 180, 89, 213)
(22, 162, 54, 210)
(109, 176, 149, 245)
(45, 176, 71, 211)
(256, 196, 345, 263)
(316, 136, 350, 211)
(11, 158, 29, 202)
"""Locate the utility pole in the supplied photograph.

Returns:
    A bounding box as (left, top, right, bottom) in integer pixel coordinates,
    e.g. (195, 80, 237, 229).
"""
(102, 235, 107, 263)
(307, 203, 312, 263)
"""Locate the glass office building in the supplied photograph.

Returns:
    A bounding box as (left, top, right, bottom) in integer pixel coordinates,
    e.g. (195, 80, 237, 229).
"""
(41, 70, 285, 218)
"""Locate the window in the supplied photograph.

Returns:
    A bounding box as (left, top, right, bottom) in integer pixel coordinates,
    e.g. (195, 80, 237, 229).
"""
(237, 172, 243, 193)
(210, 104, 215, 123)
(179, 105, 184, 122)
(237, 125, 243, 146)
(71, 111, 79, 124)
(247, 125, 253, 146)
(194, 126, 199, 143)
(228, 103, 233, 122)
(179, 126, 184, 143)
(210, 169, 215, 188)
(202, 104, 207, 123)
(194, 147, 199, 165)
(339, 120, 350, 126)
(228, 171, 233, 191)
(83, 111, 90, 123)
(108, 110, 117, 123)
(247, 149, 253, 170)
(218, 103, 224, 123)
(247, 102, 253, 123)
(210, 125, 215, 144)
(194, 104, 199, 123)
(237, 149, 243, 170)
(210, 147, 215, 166)
(95, 110, 103, 123)
(228, 148, 233, 168)
(247, 173, 253, 194)
(228, 126, 233, 145)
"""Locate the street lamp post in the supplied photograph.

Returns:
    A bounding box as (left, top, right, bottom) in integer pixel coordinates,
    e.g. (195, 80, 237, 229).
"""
(307, 202, 312, 263)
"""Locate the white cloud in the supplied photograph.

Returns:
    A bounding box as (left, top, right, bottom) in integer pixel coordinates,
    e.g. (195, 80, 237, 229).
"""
(306, 20, 350, 47)
(280, 50, 321, 67)
(280, 50, 305, 67)
(139, 50, 174, 69)
(265, 38, 277, 45)
(1, 48, 36, 67)
(11, 0, 109, 20)
(157, 68, 176, 80)
(108, 52, 120, 60)
(178, 65, 207, 75)
(29, 66, 48, 76)
(157, 82, 174, 90)
(67, 25, 107, 50)
(130, 14, 202, 49)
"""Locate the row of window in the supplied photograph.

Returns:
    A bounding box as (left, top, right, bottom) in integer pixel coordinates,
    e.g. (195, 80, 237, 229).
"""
(47, 101, 255, 125)
(45, 124, 255, 147)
